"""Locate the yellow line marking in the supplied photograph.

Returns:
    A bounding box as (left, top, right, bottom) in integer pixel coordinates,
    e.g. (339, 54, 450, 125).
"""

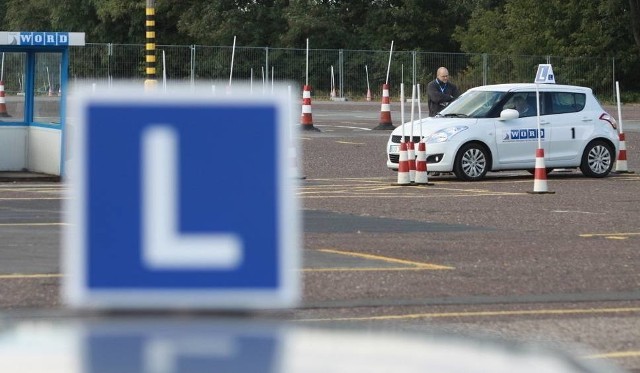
(585, 350, 640, 359)
(308, 177, 389, 182)
(302, 193, 525, 198)
(0, 197, 65, 200)
(318, 248, 454, 270)
(580, 232, 640, 238)
(298, 306, 640, 322)
(0, 273, 63, 279)
(606, 236, 629, 240)
(303, 267, 444, 272)
(0, 223, 67, 226)
(335, 141, 365, 145)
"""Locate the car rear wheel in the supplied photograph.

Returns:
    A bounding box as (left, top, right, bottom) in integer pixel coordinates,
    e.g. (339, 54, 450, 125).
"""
(453, 143, 489, 181)
(580, 140, 614, 178)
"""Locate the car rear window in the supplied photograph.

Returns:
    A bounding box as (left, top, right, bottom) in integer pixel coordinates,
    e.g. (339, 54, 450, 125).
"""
(550, 92, 585, 114)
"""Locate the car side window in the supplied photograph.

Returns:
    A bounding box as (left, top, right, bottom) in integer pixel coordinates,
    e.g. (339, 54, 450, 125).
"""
(550, 92, 586, 114)
(502, 92, 538, 118)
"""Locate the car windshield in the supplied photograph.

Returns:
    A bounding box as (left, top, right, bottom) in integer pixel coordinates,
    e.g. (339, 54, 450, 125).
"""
(438, 90, 507, 118)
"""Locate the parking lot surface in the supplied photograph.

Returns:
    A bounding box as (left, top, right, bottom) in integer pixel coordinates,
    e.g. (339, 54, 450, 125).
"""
(1, 100, 639, 372)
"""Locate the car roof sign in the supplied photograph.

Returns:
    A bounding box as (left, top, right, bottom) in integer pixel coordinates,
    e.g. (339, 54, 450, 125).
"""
(535, 64, 556, 84)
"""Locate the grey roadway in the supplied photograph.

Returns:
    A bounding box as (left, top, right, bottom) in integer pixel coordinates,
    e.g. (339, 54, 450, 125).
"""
(0, 101, 639, 372)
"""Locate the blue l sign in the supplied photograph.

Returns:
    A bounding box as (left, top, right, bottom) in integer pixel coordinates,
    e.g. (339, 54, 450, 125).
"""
(64, 85, 300, 310)
(534, 64, 556, 84)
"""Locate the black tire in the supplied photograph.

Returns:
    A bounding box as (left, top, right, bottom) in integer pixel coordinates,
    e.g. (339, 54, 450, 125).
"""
(453, 143, 490, 181)
(580, 140, 614, 178)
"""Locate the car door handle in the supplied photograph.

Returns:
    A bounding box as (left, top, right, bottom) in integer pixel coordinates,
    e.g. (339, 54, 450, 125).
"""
(539, 120, 550, 125)
(581, 117, 593, 122)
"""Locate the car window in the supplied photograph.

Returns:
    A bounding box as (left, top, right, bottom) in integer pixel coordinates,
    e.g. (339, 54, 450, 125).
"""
(550, 92, 585, 114)
(502, 92, 538, 118)
(438, 91, 507, 118)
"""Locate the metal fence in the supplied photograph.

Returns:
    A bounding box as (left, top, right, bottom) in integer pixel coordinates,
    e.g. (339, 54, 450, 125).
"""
(2, 43, 617, 102)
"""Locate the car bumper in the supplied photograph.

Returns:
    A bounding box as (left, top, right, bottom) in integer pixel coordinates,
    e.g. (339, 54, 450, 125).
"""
(386, 142, 456, 172)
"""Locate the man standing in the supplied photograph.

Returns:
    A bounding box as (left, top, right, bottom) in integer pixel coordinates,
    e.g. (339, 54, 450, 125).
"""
(427, 67, 460, 116)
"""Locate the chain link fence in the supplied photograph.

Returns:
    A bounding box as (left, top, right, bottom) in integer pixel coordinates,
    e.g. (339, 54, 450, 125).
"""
(2, 43, 617, 102)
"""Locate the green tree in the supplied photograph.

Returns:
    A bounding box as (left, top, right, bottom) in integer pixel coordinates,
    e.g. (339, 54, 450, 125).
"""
(453, 0, 640, 91)
(278, 0, 349, 49)
(455, 0, 638, 56)
(629, 0, 640, 48)
(172, 0, 288, 46)
(355, 0, 472, 52)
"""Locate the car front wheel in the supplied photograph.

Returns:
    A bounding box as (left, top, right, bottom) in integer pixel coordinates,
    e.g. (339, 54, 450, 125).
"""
(580, 140, 614, 178)
(453, 143, 489, 181)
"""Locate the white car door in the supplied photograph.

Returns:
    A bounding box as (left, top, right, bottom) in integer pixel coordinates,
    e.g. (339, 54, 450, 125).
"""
(493, 93, 548, 167)
(546, 91, 588, 163)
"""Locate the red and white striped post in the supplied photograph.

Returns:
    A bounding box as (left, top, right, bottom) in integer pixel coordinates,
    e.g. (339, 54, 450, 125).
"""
(300, 84, 319, 131)
(614, 81, 633, 173)
(0, 81, 10, 117)
(396, 141, 410, 185)
(374, 83, 394, 130)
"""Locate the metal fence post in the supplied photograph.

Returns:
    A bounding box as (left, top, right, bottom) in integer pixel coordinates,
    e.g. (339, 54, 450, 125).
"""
(339, 49, 344, 98)
(190, 45, 195, 87)
(107, 43, 113, 85)
(482, 53, 487, 86)
(265, 47, 269, 89)
(612, 57, 616, 102)
(412, 50, 417, 87)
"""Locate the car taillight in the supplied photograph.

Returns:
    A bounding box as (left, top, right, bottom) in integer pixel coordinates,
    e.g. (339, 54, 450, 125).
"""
(599, 113, 618, 130)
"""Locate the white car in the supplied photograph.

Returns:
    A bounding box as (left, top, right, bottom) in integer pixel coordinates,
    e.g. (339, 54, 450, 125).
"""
(386, 83, 619, 181)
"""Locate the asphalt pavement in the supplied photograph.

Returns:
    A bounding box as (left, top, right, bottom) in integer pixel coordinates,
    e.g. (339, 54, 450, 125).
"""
(0, 100, 639, 372)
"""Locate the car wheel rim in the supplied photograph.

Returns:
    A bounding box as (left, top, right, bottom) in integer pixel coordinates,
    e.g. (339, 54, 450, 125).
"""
(462, 148, 486, 177)
(588, 145, 611, 174)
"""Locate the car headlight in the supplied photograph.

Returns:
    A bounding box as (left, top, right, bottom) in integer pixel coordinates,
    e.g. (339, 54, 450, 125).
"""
(426, 126, 469, 144)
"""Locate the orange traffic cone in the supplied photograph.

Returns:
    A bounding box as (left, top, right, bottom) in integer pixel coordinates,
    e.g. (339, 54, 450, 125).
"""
(373, 83, 394, 130)
(300, 85, 320, 132)
(615, 133, 633, 173)
(528, 148, 555, 194)
(414, 141, 432, 185)
(396, 141, 410, 185)
(0, 81, 10, 117)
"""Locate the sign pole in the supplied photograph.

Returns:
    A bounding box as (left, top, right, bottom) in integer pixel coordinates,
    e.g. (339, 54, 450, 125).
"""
(305, 38, 309, 87)
(529, 64, 555, 194)
(144, 0, 157, 91)
(229, 35, 236, 88)
(385, 41, 393, 85)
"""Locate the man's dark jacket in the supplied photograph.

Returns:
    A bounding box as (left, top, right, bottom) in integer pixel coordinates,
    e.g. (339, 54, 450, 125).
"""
(427, 79, 460, 116)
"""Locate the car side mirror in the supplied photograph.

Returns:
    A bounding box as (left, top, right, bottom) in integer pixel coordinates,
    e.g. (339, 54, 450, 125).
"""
(499, 108, 520, 121)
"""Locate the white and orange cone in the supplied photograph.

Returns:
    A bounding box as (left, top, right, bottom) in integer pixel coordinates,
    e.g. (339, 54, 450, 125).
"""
(396, 141, 410, 185)
(373, 83, 394, 130)
(414, 141, 431, 185)
(0, 81, 10, 117)
(529, 148, 555, 194)
(300, 85, 320, 132)
(615, 132, 632, 173)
